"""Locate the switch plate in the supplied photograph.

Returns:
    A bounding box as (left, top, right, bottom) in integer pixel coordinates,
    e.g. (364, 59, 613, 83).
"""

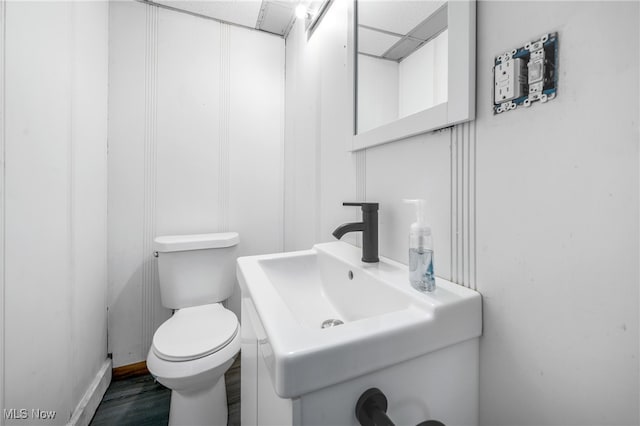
(493, 32, 558, 114)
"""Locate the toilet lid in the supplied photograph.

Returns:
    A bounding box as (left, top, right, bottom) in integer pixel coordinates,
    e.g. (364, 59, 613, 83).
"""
(152, 304, 238, 362)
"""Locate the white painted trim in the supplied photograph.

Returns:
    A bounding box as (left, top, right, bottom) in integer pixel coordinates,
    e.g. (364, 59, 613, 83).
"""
(0, 0, 5, 422)
(219, 23, 230, 233)
(449, 122, 476, 289)
(67, 359, 112, 426)
(446, 0, 476, 124)
(353, 103, 448, 151)
(278, 38, 286, 253)
(349, 0, 367, 245)
(68, 1, 77, 414)
(346, 0, 356, 153)
(141, 3, 159, 354)
(450, 126, 457, 283)
(354, 150, 366, 248)
(349, 0, 476, 151)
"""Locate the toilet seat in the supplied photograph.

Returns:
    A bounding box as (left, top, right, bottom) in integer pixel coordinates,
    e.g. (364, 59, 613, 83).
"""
(152, 303, 238, 362)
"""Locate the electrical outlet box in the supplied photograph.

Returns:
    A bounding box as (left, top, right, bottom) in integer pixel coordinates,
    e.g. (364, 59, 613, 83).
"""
(494, 58, 527, 103)
(493, 32, 558, 114)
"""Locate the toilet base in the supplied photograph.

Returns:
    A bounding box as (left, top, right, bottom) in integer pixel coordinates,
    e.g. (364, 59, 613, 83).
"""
(169, 376, 227, 426)
(147, 326, 240, 426)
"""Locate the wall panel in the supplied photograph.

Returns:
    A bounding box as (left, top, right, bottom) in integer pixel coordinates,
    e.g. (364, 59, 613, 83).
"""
(108, 0, 149, 368)
(156, 10, 221, 236)
(365, 131, 451, 273)
(70, 0, 109, 408)
(3, 1, 109, 423)
(284, 0, 357, 251)
(5, 3, 74, 419)
(475, 2, 639, 424)
(283, 18, 322, 251)
(108, 1, 284, 367)
(0, 0, 6, 418)
(228, 25, 284, 257)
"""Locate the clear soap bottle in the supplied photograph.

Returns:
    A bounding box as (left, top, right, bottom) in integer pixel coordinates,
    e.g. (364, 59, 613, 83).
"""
(404, 199, 435, 292)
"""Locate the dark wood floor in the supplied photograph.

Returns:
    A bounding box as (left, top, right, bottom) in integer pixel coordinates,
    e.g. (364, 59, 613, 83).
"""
(90, 356, 240, 426)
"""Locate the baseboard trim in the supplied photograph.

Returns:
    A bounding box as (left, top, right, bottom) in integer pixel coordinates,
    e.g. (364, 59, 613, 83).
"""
(68, 358, 112, 426)
(112, 360, 149, 381)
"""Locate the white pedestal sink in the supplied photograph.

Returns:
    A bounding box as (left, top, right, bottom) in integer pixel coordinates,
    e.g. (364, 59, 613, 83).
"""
(237, 241, 482, 425)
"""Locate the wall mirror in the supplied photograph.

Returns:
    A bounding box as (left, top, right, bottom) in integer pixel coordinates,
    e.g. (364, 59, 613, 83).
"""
(349, 0, 475, 151)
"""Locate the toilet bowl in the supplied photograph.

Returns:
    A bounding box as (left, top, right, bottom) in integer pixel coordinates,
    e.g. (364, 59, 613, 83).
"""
(146, 232, 240, 426)
(147, 303, 240, 426)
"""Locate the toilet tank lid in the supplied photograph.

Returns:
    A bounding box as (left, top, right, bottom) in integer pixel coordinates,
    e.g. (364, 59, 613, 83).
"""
(154, 232, 239, 252)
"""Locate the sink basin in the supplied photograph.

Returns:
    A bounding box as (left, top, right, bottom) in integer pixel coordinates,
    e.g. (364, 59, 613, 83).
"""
(257, 251, 415, 328)
(237, 241, 482, 398)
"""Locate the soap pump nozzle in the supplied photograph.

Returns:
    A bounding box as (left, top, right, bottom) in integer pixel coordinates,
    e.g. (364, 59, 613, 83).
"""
(404, 199, 431, 244)
(404, 199, 427, 228)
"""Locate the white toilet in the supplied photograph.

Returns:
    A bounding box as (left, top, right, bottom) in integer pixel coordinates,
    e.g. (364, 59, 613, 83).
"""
(146, 232, 240, 426)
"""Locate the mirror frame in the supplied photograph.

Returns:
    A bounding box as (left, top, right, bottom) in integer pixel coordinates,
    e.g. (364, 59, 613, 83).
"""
(348, 0, 476, 151)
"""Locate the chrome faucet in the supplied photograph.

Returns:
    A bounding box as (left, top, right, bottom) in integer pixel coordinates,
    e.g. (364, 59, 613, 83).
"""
(332, 202, 379, 263)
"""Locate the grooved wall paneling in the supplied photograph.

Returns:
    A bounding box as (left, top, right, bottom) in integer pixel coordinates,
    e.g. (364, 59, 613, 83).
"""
(226, 23, 284, 316)
(5, 4, 75, 418)
(282, 14, 320, 251)
(108, 1, 284, 368)
(219, 24, 230, 233)
(70, 1, 109, 407)
(3, 1, 108, 423)
(0, 0, 5, 416)
(141, 3, 158, 361)
(315, 1, 356, 246)
(451, 122, 476, 289)
(353, 123, 477, 286)
(108, 0, 149, 368)
(284, 0, 357, 251)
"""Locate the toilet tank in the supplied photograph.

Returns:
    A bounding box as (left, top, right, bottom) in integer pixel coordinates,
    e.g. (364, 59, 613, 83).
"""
(153, 232, 239, 309)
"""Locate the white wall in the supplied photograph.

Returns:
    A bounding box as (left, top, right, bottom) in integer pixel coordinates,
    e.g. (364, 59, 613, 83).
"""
(357, 30, 448, 134)
(357, 54, 398, 134)
(398, 29, 448, 117)
(284, 0, 357, 252)
(1, 1, 109, 424)
(284, 1, 639, 425)
(108, 1, 284, 368)
(475, 2, 638, 424)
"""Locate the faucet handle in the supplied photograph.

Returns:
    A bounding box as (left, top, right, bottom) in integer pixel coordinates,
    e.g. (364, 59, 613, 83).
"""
(343, 202, 379, 211)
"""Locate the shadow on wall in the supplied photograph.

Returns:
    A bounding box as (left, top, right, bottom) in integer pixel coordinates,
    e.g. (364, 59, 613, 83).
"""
(109, 256, 170, 367)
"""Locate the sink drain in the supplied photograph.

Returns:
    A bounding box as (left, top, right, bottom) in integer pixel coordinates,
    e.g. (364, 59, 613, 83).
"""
(321, 319, 344, 329)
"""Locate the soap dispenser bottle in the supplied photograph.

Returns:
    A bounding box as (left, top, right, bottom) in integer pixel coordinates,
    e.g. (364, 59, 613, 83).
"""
(404, 199, 435, 292)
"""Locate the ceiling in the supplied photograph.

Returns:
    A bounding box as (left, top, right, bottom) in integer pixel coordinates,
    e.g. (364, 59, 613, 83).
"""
(147, 0, 301, 37)
(145, 0, 446, 48)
